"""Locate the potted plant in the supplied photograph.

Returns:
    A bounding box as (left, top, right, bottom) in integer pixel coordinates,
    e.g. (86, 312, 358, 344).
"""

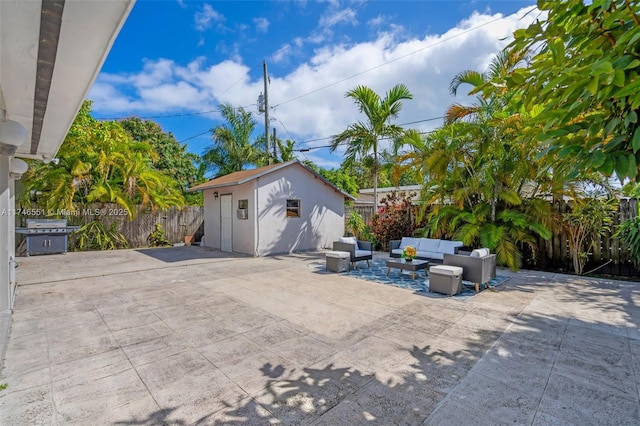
(402, 245, 417, 262)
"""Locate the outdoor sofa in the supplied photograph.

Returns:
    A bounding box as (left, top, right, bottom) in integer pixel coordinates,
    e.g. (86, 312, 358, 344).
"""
(389, 237, 464, 262)
(443, 248, 497, 292)
(333, 236, 373, 269)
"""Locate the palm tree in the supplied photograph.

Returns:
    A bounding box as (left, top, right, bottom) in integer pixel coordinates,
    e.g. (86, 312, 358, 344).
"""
(330, 84, 413, 207)
(20, 101, 184, 218)
(202, 104, 264, 177)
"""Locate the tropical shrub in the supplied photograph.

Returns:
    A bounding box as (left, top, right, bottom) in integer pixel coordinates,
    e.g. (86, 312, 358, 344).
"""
(71, 220, 129, 251)
(561, 196, 618, 275)
(345, 211, 366, 239)
(148, 223, 171, 247)
(615, 217, 640, 269)
(369, 192, 418, 250)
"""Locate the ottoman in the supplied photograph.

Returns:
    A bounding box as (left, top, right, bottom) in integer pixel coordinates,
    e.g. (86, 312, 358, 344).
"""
(429, 265, 463, 296)
(326, 251, 350, 272)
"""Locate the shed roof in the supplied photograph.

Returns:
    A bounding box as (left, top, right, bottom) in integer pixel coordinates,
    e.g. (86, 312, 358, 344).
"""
(188, 160, 356, 200)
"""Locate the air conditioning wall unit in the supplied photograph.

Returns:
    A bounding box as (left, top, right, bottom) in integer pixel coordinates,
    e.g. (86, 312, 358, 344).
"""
(237, 209, 248, 220)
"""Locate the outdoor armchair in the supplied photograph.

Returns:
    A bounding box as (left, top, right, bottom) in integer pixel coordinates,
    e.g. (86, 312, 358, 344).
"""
(443, 248, 496, 293)
(333, 237, 373, 269)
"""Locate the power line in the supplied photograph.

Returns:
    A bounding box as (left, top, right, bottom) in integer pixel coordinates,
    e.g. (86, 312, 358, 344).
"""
(272, 8, 531, 108)
(160, 6, 533, 148)
(158, 3, 371, 127)
(293, 116, 444, 151)
(293, 115, 444, 149)
(179, 130, 211, 143)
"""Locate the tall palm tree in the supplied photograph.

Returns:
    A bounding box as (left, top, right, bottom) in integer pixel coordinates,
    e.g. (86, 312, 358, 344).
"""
(20, 101, 184, 218)
(330, 84, 413, 207)
(202, 104, 264, 177)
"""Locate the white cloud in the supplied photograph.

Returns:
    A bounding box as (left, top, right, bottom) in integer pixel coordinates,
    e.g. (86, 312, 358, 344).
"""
(254, 17, 270, 33)
(194, 4, 225, 32)
(90, 6, 538, 167)
(367, 15, 386, 28)
(318, 7, 358, 27)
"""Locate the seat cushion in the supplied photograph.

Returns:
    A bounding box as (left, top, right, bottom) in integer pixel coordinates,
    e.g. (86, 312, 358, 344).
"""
(430, 265, 463, 275)
(391, 248, 404, 256)
(425, 251, 444, 260)
(470, 248, 490, 257)
(354, 249, 372, 258)
(326, 251, 350, 259)
(438, 240, 463, 254)
(400, 237, 421, 249)
(339, 236, 358, 245)
(417, 238, 440, 252)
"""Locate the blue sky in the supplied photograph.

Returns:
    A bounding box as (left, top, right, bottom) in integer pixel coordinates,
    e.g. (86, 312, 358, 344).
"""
(90, 0, 538, 169)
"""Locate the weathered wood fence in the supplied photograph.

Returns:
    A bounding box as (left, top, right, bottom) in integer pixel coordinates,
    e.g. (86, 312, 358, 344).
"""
(16, 204, 204, 248)
(347, 199, 640, 277)
(539, 198, 639, 277)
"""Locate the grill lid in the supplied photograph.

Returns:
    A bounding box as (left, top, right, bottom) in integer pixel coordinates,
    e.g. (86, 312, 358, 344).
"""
(26, 219, 68, 229)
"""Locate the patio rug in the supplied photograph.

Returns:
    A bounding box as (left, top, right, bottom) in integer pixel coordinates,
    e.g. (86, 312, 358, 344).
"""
(315, 259, 510, 302)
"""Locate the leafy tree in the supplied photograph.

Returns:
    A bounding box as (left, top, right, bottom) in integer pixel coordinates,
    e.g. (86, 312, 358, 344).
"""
(119, 117, 203, 204)
(507, 0, 640, 181)
(369, 192, 418, 250)
(330, 84, 413, 207)
(202, 104, 266, 177)
(562, 195, 618, 275)
(399, 53, 558, 269)
(296, 160, 360, 197)
(345, 210, 366, 239)
(20, 101, 184, 218)
(318, 168, 359, 197)
(276, 139, 297, 162)
(615, 216, 640, 269)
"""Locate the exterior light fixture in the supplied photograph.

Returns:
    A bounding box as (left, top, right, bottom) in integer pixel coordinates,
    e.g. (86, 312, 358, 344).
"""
(0, 118, 27, 154)
(9, 158, 28, 179)
(214, 191, 219, 199)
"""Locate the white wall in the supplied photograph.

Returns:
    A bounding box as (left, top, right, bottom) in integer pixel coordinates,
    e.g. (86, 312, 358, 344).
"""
(202, 189, 219, 250)
(202, 182, 256, 255)
(256, 163, 345, 256)
(227, 182, 255, 256)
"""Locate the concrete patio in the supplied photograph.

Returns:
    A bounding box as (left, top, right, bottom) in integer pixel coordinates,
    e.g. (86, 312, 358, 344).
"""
(0, 246, 639, 425)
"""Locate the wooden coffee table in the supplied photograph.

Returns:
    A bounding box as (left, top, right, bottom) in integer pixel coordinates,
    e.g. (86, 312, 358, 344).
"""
(385, 258, 430, 279)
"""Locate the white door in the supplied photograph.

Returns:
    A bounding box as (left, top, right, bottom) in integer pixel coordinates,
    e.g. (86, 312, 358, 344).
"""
(220, 194, 233, 252)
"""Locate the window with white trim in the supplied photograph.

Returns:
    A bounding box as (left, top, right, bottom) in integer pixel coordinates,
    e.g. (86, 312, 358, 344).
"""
(286, 199, 300, 218)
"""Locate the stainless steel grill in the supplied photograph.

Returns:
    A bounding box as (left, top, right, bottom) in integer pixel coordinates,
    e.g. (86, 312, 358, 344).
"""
(16, 219, 80, 256)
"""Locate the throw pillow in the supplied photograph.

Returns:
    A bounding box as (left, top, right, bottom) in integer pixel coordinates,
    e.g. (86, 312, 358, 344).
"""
(339, 236, 358, 245)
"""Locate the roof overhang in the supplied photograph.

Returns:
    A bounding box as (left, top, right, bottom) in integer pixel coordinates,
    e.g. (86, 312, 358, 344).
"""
(188, 160, 356, 201)
(0, 0, 135, 159)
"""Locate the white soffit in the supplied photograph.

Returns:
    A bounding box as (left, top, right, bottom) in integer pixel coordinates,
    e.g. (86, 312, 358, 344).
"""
(0, 0, 135, 158)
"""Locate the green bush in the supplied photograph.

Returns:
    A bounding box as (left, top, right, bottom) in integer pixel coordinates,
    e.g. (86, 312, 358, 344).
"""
(615, 217, 640, 269)
(71, 221, 129, 251)
(369, 192, 417, 250)
(148, 223, 171, 247)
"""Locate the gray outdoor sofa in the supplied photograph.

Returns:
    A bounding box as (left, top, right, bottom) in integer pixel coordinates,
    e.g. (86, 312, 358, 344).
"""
(333, 237, 373, 269)
(389, 237, 464, 262)
(443, 248, 497, 292)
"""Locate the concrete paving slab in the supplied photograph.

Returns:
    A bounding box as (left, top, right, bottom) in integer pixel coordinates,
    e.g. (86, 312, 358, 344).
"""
(534, 371, 640, 425)
(1, 246, 639, 424)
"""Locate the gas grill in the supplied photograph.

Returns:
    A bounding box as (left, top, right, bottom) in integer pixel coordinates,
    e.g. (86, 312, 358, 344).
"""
(15, 219, 80, 256)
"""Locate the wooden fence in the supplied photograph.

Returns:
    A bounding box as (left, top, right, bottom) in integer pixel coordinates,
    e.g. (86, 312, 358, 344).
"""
(347, 199, 640, 277)
(16, 204, 204, 248)
(538, 198, 639, 277)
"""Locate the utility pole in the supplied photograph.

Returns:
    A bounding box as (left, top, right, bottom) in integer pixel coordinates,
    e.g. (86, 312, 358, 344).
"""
(272, 127, 277, 161)
(262, 60, 270, 164)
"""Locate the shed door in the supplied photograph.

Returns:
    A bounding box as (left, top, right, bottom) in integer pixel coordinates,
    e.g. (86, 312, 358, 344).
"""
(220, 194, 233, 252)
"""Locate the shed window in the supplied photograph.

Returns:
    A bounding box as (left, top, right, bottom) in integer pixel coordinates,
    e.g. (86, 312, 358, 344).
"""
(286, 199, 300, 218)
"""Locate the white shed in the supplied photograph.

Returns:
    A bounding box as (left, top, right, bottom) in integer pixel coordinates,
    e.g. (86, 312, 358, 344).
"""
(188, 160, 355, 256)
